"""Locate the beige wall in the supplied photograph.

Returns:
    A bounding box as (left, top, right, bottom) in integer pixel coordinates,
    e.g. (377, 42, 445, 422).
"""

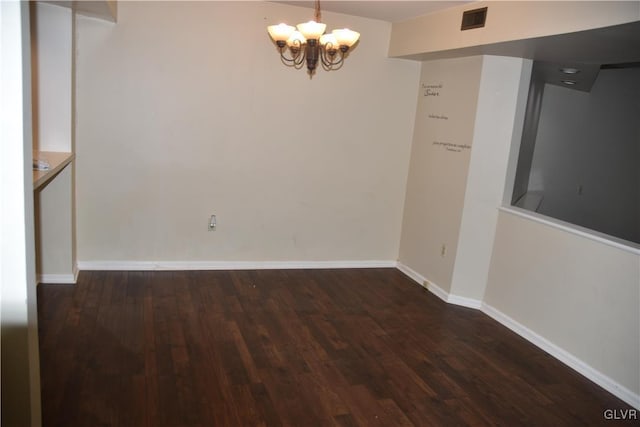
(31, 2, 72, 153)
(398, 54, 532, 304)
(485, 211, 640, 396)
(32, 2, 76, 281)
(449, 56, 530, 302)
(75, 1, 418, 265)
(35, 166, 74, 276)
(398, 56, 483, 291)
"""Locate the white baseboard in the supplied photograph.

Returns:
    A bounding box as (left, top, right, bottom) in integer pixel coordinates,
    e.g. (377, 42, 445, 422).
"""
(396, 262, 639, 409)
(397, 262, 448, 302)
(396, 262, 481, 308)
(425, 279, 449, 303)
(77, 260, 397, 271)
(37, 273, 76, 284)
(481, 302, 640, 410)
(448, 294, 482, 309)
(396, 262, 427, 288)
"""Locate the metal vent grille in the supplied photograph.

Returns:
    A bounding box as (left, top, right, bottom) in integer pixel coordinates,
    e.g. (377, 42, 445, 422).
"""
(461, 7, 487, 31)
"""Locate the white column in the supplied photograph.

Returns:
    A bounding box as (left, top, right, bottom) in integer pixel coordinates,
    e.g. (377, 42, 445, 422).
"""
(1, 1, 43, 425)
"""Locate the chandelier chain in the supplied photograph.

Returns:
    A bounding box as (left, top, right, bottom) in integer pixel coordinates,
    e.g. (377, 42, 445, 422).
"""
(315, 0, 321, 23)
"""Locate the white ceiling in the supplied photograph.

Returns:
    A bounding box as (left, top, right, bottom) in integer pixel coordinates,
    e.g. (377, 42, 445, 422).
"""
(272, 1, 474, 23)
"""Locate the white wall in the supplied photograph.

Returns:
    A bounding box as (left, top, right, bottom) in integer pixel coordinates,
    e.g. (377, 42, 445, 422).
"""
(75, 1, 419, 266)
(485, 211, 640, 401)
(529, 68, 640, 244)
(449, 56, 530, 303)
(0, 1, 42, 425)
(35, 166, 74, 277)
(31, 2, 72, 153)
(399, 55, 531, 304)
(398, 56, 483, 292)
(31, 2, 76, 282)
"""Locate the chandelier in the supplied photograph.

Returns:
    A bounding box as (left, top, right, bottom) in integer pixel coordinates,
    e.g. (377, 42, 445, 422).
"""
(267, 0, 360, 77)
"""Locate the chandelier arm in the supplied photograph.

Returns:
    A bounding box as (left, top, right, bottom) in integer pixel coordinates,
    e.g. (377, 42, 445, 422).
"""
(319, 48, 345, 68)
(321, 56, 345, 71)
(279, 52, 298, 65)
(291, 40, 306, 66)
(280, 51, 307, 69)
(294, 50, 306, 67)
(292, 58, 305, 70)
(278, 43, 307, 66)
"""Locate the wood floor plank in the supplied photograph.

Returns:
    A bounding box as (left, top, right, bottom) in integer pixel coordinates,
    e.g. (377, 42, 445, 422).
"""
(38, 269, 636, 426)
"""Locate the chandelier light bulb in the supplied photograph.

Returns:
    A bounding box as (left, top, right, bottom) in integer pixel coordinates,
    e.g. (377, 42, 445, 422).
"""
(286, 30, 306, 47)
(296, 21, 326, 40)
(319, 33, 338, 51)
(332, 28, 360, 47)
(267, 23, 295, 43)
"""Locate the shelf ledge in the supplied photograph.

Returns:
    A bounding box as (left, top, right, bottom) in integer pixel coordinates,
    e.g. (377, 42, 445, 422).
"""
(33, 151, 74, 190)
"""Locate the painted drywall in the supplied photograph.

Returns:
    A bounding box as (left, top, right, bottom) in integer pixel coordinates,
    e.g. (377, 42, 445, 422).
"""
(399, 55, 532, 303)
(31, 2, 76, 281)
(527, 68, 640, 244)
(398, 56, 483, 292)
(485, 210, 640, 398)
(0, 1, 42, 424)
(35, 166, 74, 277)
(31, 2, 72, 153)
(389, 1, 640, 59)
(449, 56, 530, 302)
(75, 1, 418, 264)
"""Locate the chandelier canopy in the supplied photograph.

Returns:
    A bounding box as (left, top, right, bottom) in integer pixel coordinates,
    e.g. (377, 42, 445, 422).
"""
(267, 0, 360, 77)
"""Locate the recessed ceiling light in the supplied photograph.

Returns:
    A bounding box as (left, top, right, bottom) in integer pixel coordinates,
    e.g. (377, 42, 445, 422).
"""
(561, 79, 577, 85)
(559, 67, 580, 74)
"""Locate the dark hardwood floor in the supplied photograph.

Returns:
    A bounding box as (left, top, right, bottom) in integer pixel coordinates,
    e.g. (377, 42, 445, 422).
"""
(38, 269, 634, 426)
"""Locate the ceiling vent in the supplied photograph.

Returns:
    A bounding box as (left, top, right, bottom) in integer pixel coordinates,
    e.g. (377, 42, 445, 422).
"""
(461, 7, 487, 31)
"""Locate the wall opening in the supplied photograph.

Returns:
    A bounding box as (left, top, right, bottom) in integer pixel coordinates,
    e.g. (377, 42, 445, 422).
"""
(511, 61, 640, 245)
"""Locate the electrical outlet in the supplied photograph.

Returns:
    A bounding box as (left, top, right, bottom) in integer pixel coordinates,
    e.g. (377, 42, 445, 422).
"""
(441, 244, 447, 257)
(208, 214, 216, 231)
